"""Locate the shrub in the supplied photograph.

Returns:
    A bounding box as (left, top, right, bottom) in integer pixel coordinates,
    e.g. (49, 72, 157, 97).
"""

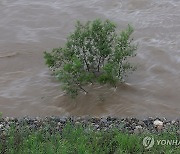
(44, 19, 137, 97)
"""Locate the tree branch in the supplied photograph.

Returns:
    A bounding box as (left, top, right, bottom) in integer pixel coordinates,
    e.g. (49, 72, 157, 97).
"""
(97, 56, 102, 72)
(82, 46, 90, 72)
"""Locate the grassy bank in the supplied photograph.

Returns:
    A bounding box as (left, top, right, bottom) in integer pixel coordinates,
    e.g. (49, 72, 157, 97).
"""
(0, 122, 179, 154)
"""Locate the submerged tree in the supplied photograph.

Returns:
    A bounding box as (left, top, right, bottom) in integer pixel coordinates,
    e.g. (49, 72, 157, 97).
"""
(44, 19, 137, 97)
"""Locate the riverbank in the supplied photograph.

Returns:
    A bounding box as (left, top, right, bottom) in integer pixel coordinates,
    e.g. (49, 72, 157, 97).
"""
(0, 116, 180, 153)
(0, 116, 180, 134)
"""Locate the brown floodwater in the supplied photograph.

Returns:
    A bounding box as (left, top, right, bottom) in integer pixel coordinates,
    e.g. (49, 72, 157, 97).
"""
(0, 0, 180, 118)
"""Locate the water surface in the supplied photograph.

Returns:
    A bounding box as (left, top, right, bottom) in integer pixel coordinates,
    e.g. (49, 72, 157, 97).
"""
(0, 0, 180, 118)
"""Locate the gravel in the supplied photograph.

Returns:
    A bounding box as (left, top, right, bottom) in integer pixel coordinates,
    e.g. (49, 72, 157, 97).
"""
(0, 116, 179, 135)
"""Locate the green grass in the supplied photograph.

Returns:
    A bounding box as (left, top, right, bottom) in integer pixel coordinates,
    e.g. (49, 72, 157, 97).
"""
(0, 123, 179, 154)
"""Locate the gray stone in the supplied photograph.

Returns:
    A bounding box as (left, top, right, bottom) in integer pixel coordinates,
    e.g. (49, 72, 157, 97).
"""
(138, 121, 145, 126)
(176, 130, 180, 136)
(100, 117, 107, 123)
(134, 126, 143, 134)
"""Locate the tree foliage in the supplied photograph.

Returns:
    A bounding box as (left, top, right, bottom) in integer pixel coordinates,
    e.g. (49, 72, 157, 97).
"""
(44, 19, 137, 97)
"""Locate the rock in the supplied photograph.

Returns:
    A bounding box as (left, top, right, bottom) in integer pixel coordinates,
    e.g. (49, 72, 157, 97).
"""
(131, 123, 137, 129)
(9, 117, 15, 121)
(124, 118, 131, 123)
(100, 117, 107, 123)
(57, 122, 61, 126)
(162, 117, 167, 122)
(0, 124, 3, 129)
(68, 117, 75, 122)
(134, 126, 143, 134)
(148, 117, 154, 121)
(109, 124, 114, 129)
(75, 121, 80, 125)
(131, 118, 139, 124)
(138, 121, 145, 127)
(176, 130, 180, 136)
(91, 117, 100, 123)
(106, 116, 111, 121)
(4, 117, 10, 122)
(60, 117, 67, 124)
(153, 119, 163, 131)
(94, 124, 99, 129)
(171, 120, 176, 125)
(143, 119, 153, 127)
(154, 119, 163, 126)
(107, 116, 117, 122)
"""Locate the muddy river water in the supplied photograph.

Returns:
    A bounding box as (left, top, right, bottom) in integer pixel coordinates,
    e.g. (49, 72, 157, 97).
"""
(0, 0, 180, 118)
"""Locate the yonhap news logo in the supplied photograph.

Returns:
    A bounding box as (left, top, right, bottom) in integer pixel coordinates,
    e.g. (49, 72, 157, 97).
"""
(143, 136, 154, 149)
(143, 136, 180, 149)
